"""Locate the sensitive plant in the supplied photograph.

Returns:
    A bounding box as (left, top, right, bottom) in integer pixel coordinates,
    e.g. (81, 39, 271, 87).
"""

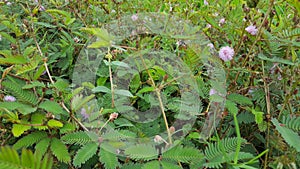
(0, 0, 299, 169)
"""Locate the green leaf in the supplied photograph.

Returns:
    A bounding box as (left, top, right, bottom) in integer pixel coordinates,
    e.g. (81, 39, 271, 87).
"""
(88, 40, 111, 48)
(124, 144, 157, 161)
(251, 109, 264, 125)
(0, 102, 36, 115)
(272, 118, 300, 152)
(113, 118, 134, 127)
(35, 138, 51, 156)
(31, 113, 48, 130)
(21, 148, 34, 168)
(71, 94, 95, 112)
(99, 147, 119, 169)
(39, 100, 67, 116)
(0, 56, 28, 65)
(47, 119, 63, 128)
(34, 22, 57, 28)
(52, 79, 69, 92)
(160, 161, 181, 169)
(23, 46, 36, 58)
(92, 86, 111, 93)
(111, 61, 130, 68)
(59, 122, 76, 134)
(0, 146, 53, 169)
(46, 9, 71, 18)
(258, 53, 295, 65)
(13, 131, 47, 150)
(129, 74, 141, 93)
(137, 86, 155, 95)
(225, 100, 238, 115)
(50, 138, 71, 163)
(12, 124, 31, 137)
(114, 89, 133, 97)
(0, 32, 16, 43)
(142, 161, 160, 169)
(163, 146, 204, 163)
(227, 93, 253, 106)
(22, 81, 45, 89)
(73, 143, 98, 167)
(0, 146, 20, 165)
(61, 131, 93, 145)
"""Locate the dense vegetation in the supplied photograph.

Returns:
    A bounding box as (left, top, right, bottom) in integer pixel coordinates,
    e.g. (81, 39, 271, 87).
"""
(0, 0, 299, 168)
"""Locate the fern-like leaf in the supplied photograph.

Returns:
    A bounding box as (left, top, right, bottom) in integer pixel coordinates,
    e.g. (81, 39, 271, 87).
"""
(50, 138, 71, 163)
(163, 146, 204, 163)
(61, 131, 94, 145)
(35, 137, 51, 156)
(120, 163, 143, 169)
(39, 100, 67, 116)
(124, 144, 158, 161)
(73, 143, 98, 167)
(13, 131, 47, 150)
(0, 146, 53, 169)
(227, 93, 253, 106)
(204, 137, 247, 168)
(99, 147, 119, 169)
(272, 118, 300, 152)
(2, 79, 38, 105)
(142, 161, 160, 169)
(281, 115, 300, 131)
(160, 160, 181, 169)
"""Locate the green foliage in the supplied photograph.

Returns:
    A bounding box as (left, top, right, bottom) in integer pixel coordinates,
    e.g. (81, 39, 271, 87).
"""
(39, 100, 67, 116)
(204, 137, 248, 168)
(73, 143, 98, 167)
(2, 79, 38, 106)
(0, 0, 299, 168)
(124, 144, 158, 161)
(13, 131, 47, 150)
(99, 147, 119, 169)
(11, 124, 31, 137)
(50, 138, 71, 163)
(163, 145, 204, 163)
(61, 131, 93, 145)
(272, 118, 300, 152)
(0, 146, 53, 169)
(227, 93, 253, 106)
(281, 115, 300, 131)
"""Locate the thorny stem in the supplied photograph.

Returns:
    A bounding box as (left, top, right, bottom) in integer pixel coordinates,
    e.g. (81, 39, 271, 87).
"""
(138, 55, 173, 144)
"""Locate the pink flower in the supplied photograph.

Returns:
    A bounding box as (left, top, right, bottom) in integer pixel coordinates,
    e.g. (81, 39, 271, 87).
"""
(204, 0, 209, 5)
(219, 18, 225, 25)
(209, 89, 217, 96)
(245, 25, 258, 35)
(219, 46, 234, 61)
(4, 95, 16, 102)
(154, 135, 163, 143)
(80, 108, 89, 120)
(131, 14, 138, 21)
(39, 5, 45, 11)
(207, 43, 214, 49)
(206, 24, 212, 29)
(109, 112, 118, 121)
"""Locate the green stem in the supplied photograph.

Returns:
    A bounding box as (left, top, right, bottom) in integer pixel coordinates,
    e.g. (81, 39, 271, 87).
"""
(233, 113, 241, 164)
(138, 54, 172, 144)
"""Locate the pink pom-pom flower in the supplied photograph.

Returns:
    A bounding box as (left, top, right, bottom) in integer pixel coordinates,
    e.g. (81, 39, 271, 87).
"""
(218, 46, 234, 61)
(245, 25, 258, 35)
